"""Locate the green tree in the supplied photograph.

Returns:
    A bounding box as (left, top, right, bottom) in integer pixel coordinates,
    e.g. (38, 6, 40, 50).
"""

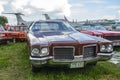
(0, 16, 8, 26)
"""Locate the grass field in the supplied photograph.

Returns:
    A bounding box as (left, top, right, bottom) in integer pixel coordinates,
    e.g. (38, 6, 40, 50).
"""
(0, 42, 120, 80)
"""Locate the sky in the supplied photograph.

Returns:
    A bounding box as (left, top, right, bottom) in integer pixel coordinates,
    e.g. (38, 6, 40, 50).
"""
(0, 0, 120, 25)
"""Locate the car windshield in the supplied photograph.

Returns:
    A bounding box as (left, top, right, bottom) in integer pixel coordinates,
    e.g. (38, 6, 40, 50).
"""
(31, 21, 76, 32)
(75, 25, 106, 30)
(0, 25, 5, 31)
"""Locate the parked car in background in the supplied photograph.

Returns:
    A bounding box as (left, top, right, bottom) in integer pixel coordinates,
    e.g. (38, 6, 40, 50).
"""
(0, 25, 12, 44)
(27, 20, 114, 72)
(112, 24, 120, 31)
(74, 24, 120, 46)
(8, 25, 28, 42)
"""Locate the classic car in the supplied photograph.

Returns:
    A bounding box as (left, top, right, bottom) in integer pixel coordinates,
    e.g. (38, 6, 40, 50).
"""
(74, 24, 120, 46)
(112, 24, 120, 31)
(27, 20, 114, 72)
(0, 25, 12, 44)
(8, 25, 27, 42)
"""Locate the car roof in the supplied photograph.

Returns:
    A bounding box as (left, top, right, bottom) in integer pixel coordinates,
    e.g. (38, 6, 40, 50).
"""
(35, 19, 65, 23)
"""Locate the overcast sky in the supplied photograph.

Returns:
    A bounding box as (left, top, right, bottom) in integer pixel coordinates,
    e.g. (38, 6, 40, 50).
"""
(0, 0, 120, 24)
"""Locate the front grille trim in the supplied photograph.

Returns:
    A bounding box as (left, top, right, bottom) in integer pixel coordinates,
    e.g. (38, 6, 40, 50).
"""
(104, 36, 120, 40)
(53, 46, 75, 61)
(83, 44, 97, 58)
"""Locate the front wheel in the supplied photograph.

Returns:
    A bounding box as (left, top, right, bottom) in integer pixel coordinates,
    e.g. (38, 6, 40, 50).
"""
(91, 61, 97, 66)
(13, 38, 16, 43)
(87, 61, 97, 66)
(6, 40, 10, 44)
(31, 65, 40, 72)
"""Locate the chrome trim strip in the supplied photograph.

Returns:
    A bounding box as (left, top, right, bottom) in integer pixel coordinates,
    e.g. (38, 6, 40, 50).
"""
(30, 55, 99, 62)
(97, 52, 114, 60)
(30, 55, 99, 68)
(30, 56, 53, 61)
(30, 55, 83, 61)
(97, 52, 114, 56)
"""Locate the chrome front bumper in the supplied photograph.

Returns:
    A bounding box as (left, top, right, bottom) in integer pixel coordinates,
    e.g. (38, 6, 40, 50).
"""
(98, 52, 114, 61)
(0, 38, 12, 43)
(30, 56, 98, 68)
(30, 52, 114, 68)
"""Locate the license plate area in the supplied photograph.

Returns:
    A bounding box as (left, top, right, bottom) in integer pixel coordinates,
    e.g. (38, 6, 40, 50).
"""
(70, 62, 84, 68)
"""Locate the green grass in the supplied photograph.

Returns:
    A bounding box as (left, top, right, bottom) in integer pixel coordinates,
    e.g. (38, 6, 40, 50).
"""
(0, 43, 120, 80)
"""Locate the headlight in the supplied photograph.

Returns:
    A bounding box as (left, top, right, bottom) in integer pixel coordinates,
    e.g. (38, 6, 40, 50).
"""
(100, 45, 106, 51)
(40, 47, 49, 56)
(100, 44, 113, 52)
(31, 48, 40, 56)
(31, 47, 49, 56)
(107, 44, 113, 52)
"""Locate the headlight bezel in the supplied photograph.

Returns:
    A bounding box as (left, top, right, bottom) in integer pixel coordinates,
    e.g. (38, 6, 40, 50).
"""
(100, 44, 113, 53)
(31, 46, 49, 57)
(40, 47, 49, 56)
(31, 48, 40, 56)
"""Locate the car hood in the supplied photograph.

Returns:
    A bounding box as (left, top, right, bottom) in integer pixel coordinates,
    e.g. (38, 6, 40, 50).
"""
(87, 30, 120, 36)
(80, 30, 102, 35)
(33, 31, 98, 43)
(0, 31, 12, 34)
(96, 30, 120, 36)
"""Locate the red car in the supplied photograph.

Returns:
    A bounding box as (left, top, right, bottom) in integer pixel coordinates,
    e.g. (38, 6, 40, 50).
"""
(74, 24, 120, 46)
(8, 25, 27, 42)
(27, 20, 113, 72)
(0, 25, 12, 44)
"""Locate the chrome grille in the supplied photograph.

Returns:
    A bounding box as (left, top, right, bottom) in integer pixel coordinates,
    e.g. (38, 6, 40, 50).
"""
(104, 36, 120, 40)
(54, 47, 74, 60)
(83, 45, 97, 58)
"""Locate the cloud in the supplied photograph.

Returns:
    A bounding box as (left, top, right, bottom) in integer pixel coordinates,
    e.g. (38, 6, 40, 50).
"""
(0, 0, 119, 24)
(0, 0, 8, 15)
(118, 10, 120, 14)
(11, 0, 71, 17)
(72, 3, 84, 7)
(0, 0, 71, 24)
(102, 15, 115, 19)
(117, 10, 120, 19)
(106, 5, 120, 9)
(87, 0, 107, 4)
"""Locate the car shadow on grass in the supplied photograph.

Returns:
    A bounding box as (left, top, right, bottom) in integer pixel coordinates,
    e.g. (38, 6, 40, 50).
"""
(31, 63, 105, 74)
(28, 62, 120, 80)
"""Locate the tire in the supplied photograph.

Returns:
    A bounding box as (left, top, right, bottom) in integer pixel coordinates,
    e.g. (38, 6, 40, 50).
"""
(6, 40, 10, 44)
(91, 61, 97, 66)
(13, 38, 16, 43)
(87, 61, 97, 66)
(31, 65, 39, 72)
(20, 39, 24, 42)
